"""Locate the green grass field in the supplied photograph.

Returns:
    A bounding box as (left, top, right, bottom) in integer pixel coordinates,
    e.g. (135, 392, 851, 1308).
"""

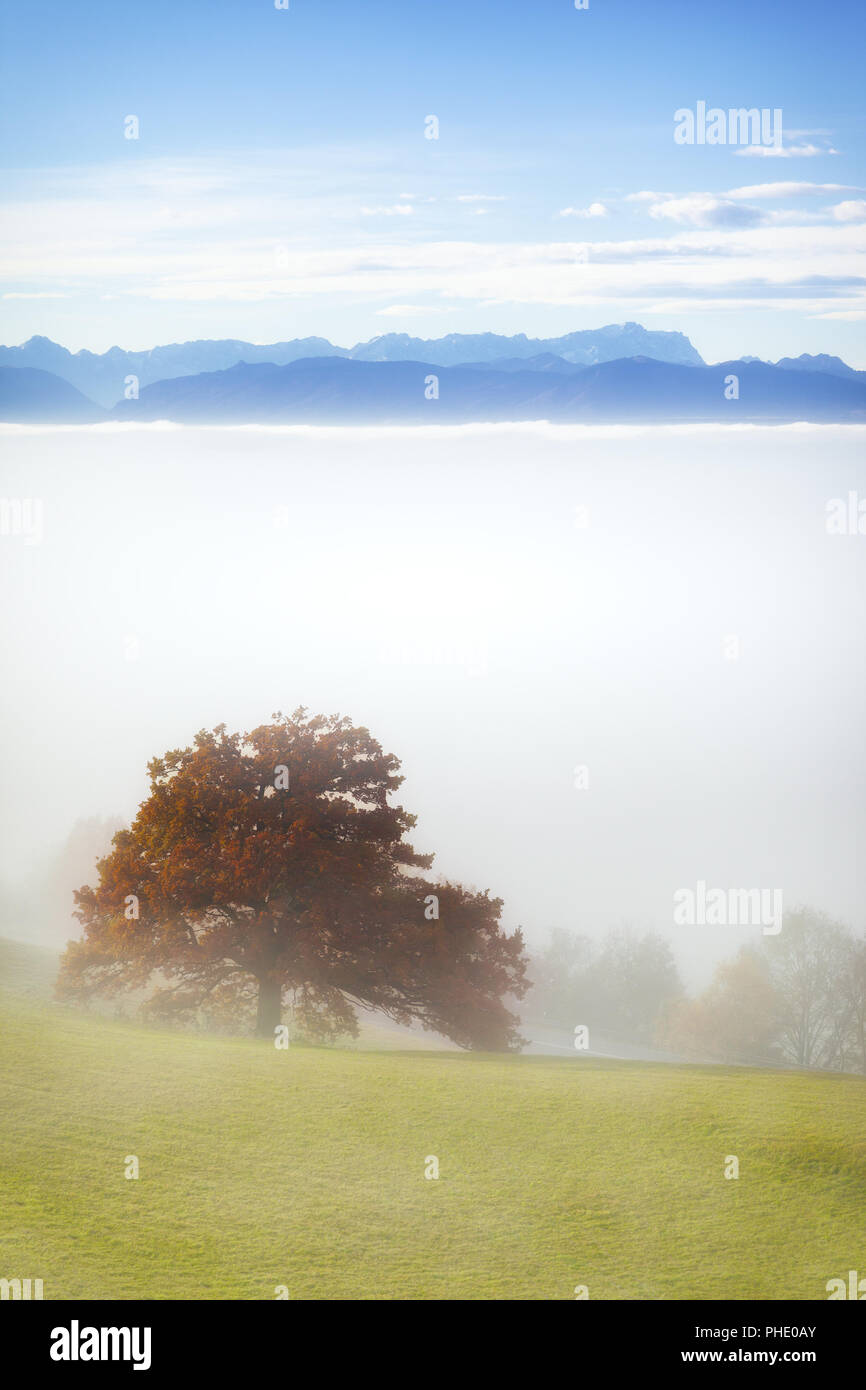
(1, 939, 863, 1300)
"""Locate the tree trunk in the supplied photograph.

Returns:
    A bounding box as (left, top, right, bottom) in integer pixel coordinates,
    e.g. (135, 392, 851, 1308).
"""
(255, 975, 282, 1038)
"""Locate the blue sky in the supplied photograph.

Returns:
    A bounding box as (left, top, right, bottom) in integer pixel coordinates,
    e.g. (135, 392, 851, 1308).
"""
(1, 0, 865, 362)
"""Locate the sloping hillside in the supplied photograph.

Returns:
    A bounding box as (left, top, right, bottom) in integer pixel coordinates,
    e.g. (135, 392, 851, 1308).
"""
(1, 977, 862, 1300)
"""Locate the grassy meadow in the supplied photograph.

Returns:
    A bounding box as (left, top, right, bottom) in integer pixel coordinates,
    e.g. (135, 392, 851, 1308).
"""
(0, 938, 863, 1301)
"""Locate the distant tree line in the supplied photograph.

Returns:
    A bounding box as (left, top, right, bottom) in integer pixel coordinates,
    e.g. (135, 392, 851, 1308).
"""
(526, 909, 866, 1074)
(659, 908, 866, 1074)
(524, 926, 683, 1045)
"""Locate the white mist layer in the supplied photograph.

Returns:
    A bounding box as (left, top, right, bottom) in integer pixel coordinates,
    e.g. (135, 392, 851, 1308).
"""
(1, 424, 864, 989)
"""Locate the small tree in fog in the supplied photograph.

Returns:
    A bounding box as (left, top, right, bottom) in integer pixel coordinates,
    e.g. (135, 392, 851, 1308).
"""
(658, 947, 780, 1064)
(765, 908, 854, 1069)
(586, 928, 683, 1043)
(58, 710, 528, 1048)
(526, 928, 595, 1024)
(526, 926, 682, 1042)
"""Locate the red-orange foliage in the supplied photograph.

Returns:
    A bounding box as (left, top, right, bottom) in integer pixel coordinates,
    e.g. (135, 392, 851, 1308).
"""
(58, 709, 528, 1048)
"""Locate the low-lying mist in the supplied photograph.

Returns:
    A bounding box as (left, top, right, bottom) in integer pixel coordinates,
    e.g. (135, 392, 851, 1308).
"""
(1, 422, 864, 996)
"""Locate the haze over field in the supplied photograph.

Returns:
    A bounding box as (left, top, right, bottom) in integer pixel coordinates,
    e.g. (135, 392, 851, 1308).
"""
(1, 423, 864, 991)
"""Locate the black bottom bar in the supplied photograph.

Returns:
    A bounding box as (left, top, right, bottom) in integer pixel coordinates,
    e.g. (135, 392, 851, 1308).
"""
(6, 1299, 861, 1375)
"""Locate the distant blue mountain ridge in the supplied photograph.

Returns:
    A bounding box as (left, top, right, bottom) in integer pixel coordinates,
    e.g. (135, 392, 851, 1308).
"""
(0, 323, 704, 408)
(0, 329, 863, 424)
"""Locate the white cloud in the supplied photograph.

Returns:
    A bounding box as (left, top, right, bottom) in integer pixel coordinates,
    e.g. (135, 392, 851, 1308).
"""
(2, 155, 864, 326)
(375, 303, 452, 317)
(727, 182, 863, 199)
(455, 194, 507, 203)
(3, 227, 864, 318)
(764, 209, 828, 225)
(832, 200, 866, 223)
(648, 196, 764, 228)
(626, 181, 864, 230)
(360, 204, 414, 216)
(735, 143, 838, 159)
(558, 202, 609, 219)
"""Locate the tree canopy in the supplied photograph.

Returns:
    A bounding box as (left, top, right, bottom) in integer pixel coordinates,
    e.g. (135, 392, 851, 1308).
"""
(58, 709, 528, 1049)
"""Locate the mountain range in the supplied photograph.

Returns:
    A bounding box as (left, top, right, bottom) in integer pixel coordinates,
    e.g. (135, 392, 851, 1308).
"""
(0, 324, 702, 408)
(0, 329, 863, 425)
(0, 365, 106, 424)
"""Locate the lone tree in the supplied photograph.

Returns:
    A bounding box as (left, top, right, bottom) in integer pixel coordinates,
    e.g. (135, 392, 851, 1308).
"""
(58, 710, 528, 1049)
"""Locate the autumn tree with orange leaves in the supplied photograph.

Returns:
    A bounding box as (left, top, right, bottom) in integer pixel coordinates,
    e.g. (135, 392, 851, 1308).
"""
(58, 709, 528, 1049)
